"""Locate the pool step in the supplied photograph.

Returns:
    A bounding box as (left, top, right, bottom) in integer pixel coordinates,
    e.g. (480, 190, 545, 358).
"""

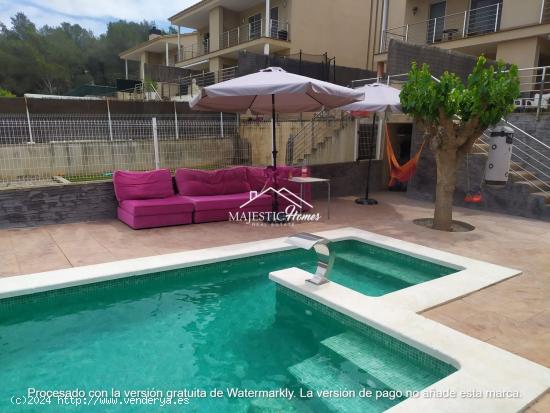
(334, 251, 445, 286)
(288, 353, 389, 413)
(321, 331, 444, 393)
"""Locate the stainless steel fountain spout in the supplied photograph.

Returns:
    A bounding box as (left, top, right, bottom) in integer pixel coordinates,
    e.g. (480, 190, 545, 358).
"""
(285, 233, 334, 285)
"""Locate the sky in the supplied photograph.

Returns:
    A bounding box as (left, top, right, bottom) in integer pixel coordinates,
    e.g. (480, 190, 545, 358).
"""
(0, 0, 201, 34)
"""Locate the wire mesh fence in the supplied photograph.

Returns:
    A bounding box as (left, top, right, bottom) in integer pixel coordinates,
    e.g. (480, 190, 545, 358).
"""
(0, 114, 245, 188)
(0, 113, 354, 189)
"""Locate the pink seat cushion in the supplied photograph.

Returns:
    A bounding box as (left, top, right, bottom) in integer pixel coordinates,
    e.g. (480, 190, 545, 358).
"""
(176, 167, 251, 196)
(179, 192, 272, 212)
(113, 169, 174, 202)
(118, 208, 192, 229)
(120, 196, 194, 217)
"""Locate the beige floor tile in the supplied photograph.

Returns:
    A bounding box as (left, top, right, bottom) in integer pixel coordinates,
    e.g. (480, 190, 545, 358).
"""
(0, 192, 548, 367)
(57, 238, 115, 267)
(0, 254, 20, 277)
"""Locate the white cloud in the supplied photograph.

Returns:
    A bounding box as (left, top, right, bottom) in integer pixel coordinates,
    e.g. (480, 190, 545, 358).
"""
(0, 0, 200, 34)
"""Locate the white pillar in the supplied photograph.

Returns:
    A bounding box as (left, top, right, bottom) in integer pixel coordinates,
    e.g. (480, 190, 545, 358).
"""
(124, 59, 128, 79)
(177, 26, 181, 61)
(379, 0, 389, 53)
(165, 42, 170, 66)
(265, 0, 271, 37)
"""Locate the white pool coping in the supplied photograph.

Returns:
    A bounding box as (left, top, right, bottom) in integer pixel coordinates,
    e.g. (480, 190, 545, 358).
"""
(1, 227, 548, 412)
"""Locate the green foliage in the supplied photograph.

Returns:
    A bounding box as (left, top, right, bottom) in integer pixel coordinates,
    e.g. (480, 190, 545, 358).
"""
(0, 87, 15, 97)
(400, 56, 520, 130)
(0, 13, 156, 95)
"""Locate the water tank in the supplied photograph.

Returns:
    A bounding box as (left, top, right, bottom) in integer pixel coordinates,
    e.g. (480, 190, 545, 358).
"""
(484, 126, 514, 185)
(148, 27, 162, 40)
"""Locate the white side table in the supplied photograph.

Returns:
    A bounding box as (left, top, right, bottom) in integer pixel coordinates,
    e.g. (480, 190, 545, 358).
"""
(288, 176, 331, 219)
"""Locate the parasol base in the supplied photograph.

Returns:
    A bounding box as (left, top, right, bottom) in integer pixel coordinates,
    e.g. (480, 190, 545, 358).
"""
(355, 198, 378, 205)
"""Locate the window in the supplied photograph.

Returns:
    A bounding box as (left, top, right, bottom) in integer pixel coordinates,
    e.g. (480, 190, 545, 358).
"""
(248, 13, 262, 40)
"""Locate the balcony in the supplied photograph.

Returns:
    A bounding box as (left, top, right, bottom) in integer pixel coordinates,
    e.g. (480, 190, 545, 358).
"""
(178, 19, 289, 63)
(220, 19, 289, 49)
(381, 3, 504, 53)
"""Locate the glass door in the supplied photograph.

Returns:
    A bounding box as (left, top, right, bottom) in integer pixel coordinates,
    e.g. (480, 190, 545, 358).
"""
(270, 7, 279, 38)
(426, 1, 446, 44)
(248, 13, 262, 40)
(467, 0, 502, 36)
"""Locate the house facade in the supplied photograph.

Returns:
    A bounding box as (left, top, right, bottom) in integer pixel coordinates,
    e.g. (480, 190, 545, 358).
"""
(377, 0, 550, 72)
(119, 29, 198, 80)
(168, 0, 386, 74)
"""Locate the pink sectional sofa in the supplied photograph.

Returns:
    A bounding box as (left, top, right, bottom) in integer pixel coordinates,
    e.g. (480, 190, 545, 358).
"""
(113, 166, 311, 229)
(113, 169, 193, 229)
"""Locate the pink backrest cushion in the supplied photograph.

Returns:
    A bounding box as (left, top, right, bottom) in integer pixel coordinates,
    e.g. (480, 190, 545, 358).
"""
(113, 169, 174, 202)
(246, 167, 269, 192)
(176, 167, 251, 196)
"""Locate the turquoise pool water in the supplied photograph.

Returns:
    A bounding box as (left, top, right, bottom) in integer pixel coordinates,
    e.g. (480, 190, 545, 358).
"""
(0, 240, 457, 413)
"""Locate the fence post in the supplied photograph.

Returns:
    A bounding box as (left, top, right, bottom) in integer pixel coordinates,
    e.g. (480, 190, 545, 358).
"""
(24, 97, 34, 144)
(462, 10, 468, 37)
(537, 66, 546, 120)
(404, 24, 409, 42)
(106, 99, 113, 141)
(432, 17, 437, 43)
(152, 117, 160, 169)
(220, 112, 224, 138)
(174, 101, 179, 140)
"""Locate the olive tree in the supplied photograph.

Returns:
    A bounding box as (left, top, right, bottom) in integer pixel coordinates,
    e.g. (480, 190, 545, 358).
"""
(400, 56, 520, 231)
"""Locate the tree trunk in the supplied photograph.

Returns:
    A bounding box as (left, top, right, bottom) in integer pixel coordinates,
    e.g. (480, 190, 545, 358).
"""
(433, 149, 459, 231)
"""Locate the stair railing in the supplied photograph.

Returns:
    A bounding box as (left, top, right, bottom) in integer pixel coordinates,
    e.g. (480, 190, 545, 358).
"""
(286, 110, 351, 165)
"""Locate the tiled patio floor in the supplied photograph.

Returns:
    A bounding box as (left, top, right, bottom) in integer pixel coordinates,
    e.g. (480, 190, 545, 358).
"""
(1, 192, 548, 411)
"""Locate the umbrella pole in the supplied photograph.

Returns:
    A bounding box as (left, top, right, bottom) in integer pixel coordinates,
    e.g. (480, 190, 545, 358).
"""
(271, 93, 279, 214)
(355, 113, 378, 205)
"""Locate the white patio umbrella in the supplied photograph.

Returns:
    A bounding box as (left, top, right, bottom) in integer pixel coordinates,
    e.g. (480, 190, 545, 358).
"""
(339, 82, 401, 114)
(190, 67, 363, 219)
(190, 67, 363, 171)
(338, 83, 402, 206)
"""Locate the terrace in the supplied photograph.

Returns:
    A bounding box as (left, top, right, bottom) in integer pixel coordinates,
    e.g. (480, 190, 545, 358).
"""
(1, 42, 549, 412)
(0, 193, 548, 411)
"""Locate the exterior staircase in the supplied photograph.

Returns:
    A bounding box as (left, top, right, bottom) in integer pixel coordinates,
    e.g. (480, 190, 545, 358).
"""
(286, 111, 354, 166)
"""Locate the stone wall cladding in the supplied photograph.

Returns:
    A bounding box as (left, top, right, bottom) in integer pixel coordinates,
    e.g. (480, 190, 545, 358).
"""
(0, 182, 118, 229)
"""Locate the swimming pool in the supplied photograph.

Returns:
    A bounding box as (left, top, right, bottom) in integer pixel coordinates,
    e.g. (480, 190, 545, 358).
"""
(0, 240, 457, 413)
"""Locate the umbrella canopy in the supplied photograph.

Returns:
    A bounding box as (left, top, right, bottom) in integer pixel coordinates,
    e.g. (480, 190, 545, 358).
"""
(339, 83, 402, 114)
(190, 67, 363, 114)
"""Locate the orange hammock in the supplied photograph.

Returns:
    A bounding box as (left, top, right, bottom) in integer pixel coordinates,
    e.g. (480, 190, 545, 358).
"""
(385, 127, 425, 186)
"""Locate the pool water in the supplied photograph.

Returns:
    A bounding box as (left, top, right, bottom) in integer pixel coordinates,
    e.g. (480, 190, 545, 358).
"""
(0, 241, 457, 413)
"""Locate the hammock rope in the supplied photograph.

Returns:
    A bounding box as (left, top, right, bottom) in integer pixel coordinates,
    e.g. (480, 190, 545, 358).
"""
(385, 127, 425, 186)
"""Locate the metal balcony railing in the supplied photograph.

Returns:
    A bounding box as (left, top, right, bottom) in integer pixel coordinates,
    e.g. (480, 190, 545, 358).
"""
(220, 19, 289, 50)
(381, 3, 503, 52)
(178, 19, 290, 62)
(179, 38, 210, 61)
